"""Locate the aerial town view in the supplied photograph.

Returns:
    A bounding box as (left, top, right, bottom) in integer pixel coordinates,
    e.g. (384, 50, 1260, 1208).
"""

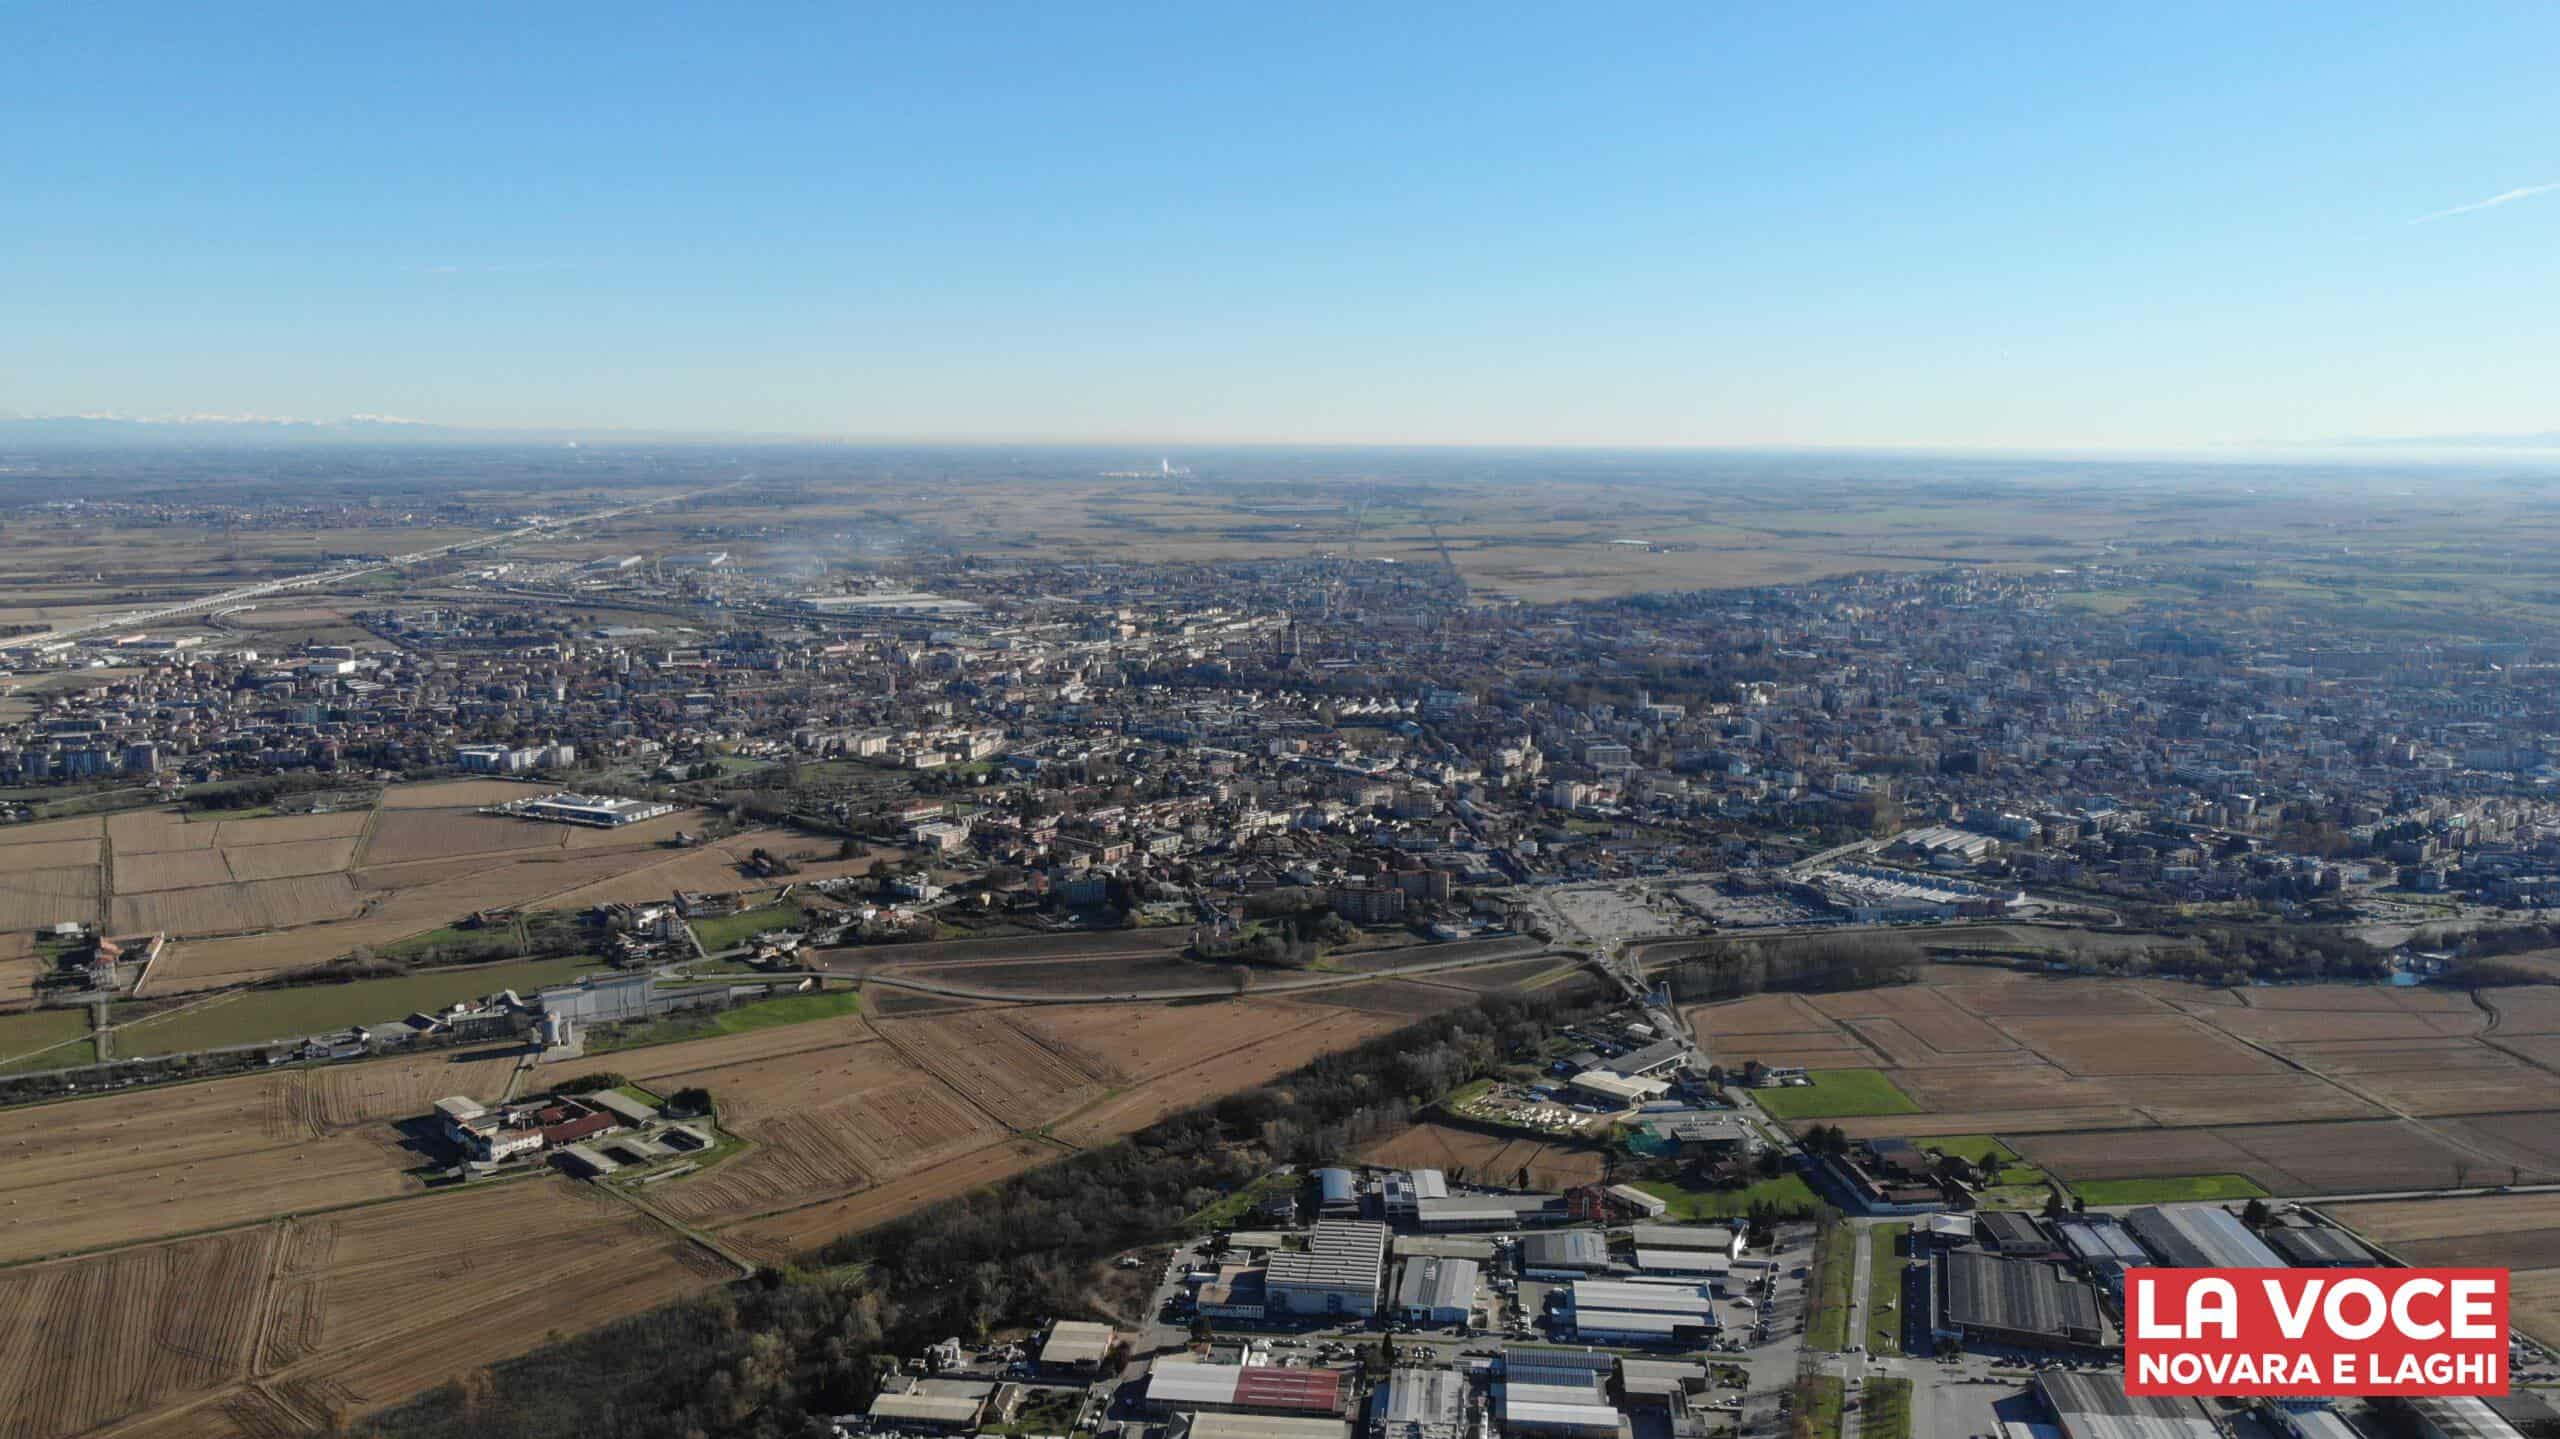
(8, 6, 2560, 1439)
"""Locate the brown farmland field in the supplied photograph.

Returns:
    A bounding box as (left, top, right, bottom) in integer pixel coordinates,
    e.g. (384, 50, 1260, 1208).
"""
(0, 866, 103, 930)
(377, 778, 549, 808)
(1996, 1012, 2284, 1077)
(0, 1225, 276, 1439)
(256, 1179, 733, 1417)
(111, 873, 363, 936)
(1046, 1001, 1404, 1146)
(2326, 1194, 2560, 1340)
(0, 1068, 410, 1264)
(1360, 1121, 1607, 1191)
(874, 1009, 1117, 1128)
(290, 1048, 528, 1132)
(2016, 1118, 2495, 1196)
(717, 1135, 1062, 1266)
(2277, 1038, 2560, 1116)
(616, 1031, 1006, 1227)
(0, 837, 103, 872)
(1291, 978, 1476, 1017)
(359, 810, 567, 865)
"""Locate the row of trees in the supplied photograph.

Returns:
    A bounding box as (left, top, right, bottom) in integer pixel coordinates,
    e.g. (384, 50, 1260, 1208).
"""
(1662, 932, 1924, 1003)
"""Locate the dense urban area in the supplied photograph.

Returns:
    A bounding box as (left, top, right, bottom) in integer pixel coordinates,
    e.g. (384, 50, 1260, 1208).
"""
(2, 444, 2560, 1439)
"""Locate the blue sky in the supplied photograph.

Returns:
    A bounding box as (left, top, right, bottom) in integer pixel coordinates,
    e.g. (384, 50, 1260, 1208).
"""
(5, 3, 2556, 449)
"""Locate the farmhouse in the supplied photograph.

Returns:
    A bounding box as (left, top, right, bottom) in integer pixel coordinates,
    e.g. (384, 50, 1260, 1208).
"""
(1265, 1220, 1391, 1318)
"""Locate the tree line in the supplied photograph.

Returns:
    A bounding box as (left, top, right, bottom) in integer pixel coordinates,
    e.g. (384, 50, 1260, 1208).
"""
(1660, 932, 1924, 1003)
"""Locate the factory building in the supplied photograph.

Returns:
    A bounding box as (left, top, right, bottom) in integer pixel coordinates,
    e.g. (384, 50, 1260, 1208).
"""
(1518, 1229, 1612, 1279)
(1039, 1319, 1117, 1376)
(1266, 1220, 1391, 1318)
(2126, 1205, 2284, 1269)
(1414, 1194, 1564, 1231)
(1145, 1362, 1344, 1418)
(2036, 1372, 2218, 1439)
(2053, 1216, 2149, 1294)
(1498, 1363, 1627, 1438)
(1174, 1416, 1351, 1439)
(1392, 1255, 1479, 1326)
(1312, 1167, 1361, 1218)
(1382, 1168, 1450, 1221)
(1371, 1368, 1469, 1439)
(1566, 1279, 1719, 1346)
(1936, 1249, 2103, 1349)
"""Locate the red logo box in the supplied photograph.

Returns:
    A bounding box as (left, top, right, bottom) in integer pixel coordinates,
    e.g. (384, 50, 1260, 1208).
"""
(2124, 1268, 2507, 1397)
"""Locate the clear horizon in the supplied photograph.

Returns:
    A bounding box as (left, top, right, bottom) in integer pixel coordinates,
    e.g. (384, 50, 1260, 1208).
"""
(7, 4, 2556, 450)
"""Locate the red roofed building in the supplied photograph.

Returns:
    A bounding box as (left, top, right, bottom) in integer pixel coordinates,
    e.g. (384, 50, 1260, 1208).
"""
(1232, 1367, 1342, 1415)
(540, 1113, 615, 1146)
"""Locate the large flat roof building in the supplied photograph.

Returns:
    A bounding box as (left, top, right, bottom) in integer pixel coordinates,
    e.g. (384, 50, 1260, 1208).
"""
(1519, 1228, 1611, 1277)
(1267, 1220, 1390, 1319)
(1372, 1368, 1469, 1439)
(2126, 1205, 2283, 1269)
(2036, 1373, 2217, 1439)
(1938, 1249, 2102, 1348)
(1146, 1363, 1345, 1417)
(1393, 1256, 1479, 1325)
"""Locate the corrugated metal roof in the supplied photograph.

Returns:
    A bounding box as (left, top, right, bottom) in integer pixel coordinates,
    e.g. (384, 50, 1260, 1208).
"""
(1151, 1362, 1244, 1405)
(1232, 1367, 1342, 1412)
(2126, 1205, 2283, 1269)
(1575, 1310, 1692, 1334)
(1571, 1279, 1714, 1315)
(2037, 1372, 2218, 1439)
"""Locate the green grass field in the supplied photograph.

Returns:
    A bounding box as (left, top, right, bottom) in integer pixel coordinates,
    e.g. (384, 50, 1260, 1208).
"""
(0, 1032, 95, 1074)
(1753, 1068, 1923, 1120)
(114, 955, 605, 1056)
(2070, 1174, 2268, 1205)
(0, 1007, 92, 1066)
(689, 902, 807, 952)
(1806, 1222, 1855, 1351)
(1796, 1375, 1846, 1439)
(1633, 1173, 1823, 1221)
(1858, 1378, 1913, 1439)
(1925, 1133, 2049, 1192)
(588, 985, 862, 1052)
(1865, 1222, 1910, 1355)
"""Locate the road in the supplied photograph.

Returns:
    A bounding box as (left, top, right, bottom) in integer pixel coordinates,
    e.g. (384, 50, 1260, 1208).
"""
(851, 937, 1553, 1004)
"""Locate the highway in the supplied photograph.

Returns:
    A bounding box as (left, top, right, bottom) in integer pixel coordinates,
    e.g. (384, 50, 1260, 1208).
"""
(848, 936, 1555, 1004)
